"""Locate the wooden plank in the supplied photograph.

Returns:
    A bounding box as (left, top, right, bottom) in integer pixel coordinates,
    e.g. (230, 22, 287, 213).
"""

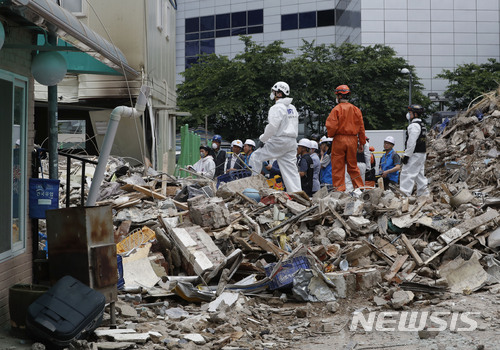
(132, 185, 167, 200)
(172, 199, 189, 211)
(327, 202, 351, 236)
(248, 233, 287, 257)
(438, 209, 499, 244)
(440, 183, 453, 198)
(161, 152, 169, 196)
(401, 234, 424, 266)
(384, 254, 409, 281)
(423, 231, 471, 265)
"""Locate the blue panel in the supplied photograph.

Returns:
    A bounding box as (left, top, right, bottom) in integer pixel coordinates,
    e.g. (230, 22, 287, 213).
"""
(232, 27, 246, 36)
(216, 13, 230, 29)
(185, 41, 199, 56)
(185, 33, 199, 40)
(232, 11, 246, 27)
(299, 11, 316, 29)
(248, 9, 263, 26)
(186, 17, 199, 33)
(200, 39, 215, 54)
(282, 13, 298, 31)
(247, 25, 263, 34)
(200, 15, 215, 31)
(201, 31, 214, 39)
(216, 29, 231, 38)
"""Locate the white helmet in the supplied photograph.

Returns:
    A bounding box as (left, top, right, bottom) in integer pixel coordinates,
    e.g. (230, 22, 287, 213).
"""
(231, 139, 243, 148)
(271, 81, 290, 96)
(298, 138, 310, 148)
(309, 140, 318, 150)
(244, 139, 256, 147)
(384, 136, 395, 145)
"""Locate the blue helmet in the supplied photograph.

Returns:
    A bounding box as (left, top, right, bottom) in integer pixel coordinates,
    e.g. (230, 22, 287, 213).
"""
(212, 134, 222, 143)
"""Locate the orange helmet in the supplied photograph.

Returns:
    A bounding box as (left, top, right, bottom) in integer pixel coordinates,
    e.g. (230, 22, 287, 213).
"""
(335, 85, 350, 97)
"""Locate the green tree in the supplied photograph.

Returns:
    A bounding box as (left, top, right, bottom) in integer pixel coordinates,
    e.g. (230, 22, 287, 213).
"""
(177, 37, 291, 140)
(177, 38, 429, 140)
(288, 42, 429, 131)
(436, 58, 500, 110)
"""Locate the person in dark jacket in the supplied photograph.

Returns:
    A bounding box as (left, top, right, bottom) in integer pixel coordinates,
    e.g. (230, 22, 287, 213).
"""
(226, 139, 245, 173)
(296, 138, 314, 196)
(209, 134, 226, 177)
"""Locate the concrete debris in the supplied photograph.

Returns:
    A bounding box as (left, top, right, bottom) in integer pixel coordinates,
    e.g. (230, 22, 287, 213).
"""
(30, 89, 500, 349)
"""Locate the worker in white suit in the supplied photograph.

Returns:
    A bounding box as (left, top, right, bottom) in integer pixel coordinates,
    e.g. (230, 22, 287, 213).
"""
(400, 104, 429, 197)
(249, 81, 301, 193)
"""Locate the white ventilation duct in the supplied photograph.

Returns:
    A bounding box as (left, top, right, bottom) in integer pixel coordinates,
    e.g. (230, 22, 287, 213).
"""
(86, 85, 150, 206)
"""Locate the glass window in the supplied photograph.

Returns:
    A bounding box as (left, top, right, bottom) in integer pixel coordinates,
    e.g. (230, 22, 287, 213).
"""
(247, 25, 263, 34)
(0, 71, 27, 259)
(60, 0, 83, 13)
(318, 9, 335, 27)
(299, 11, 316, 29)
(216, 29, 231, 38)
(201, 31, 214, 39)
(185, 17, 199, 33)
(185, 57, 198, 69)
(232, 27, 246, 36)
(185, 41, 199, 56)
(200, 39, 215, 54)
(185, 33, 199, 41)
(281, 13, 298, 31)
(200, 15, 214, 31)
(248, 9, 263, 26)
(216, 13, 230, 29)
(232, 11, 246, 27)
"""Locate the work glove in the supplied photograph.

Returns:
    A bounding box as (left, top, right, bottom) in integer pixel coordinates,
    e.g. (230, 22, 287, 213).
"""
(402, 156, 409, 165)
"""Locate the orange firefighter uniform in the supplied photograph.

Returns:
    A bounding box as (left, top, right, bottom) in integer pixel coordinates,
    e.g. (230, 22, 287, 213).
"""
(326, 100, 366, 191)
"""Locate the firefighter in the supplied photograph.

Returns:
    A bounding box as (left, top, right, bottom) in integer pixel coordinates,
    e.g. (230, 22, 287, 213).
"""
(325, 85, 366, 191)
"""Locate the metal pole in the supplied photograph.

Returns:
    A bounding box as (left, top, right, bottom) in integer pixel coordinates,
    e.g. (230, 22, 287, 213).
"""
(205, 115, 208, 145)
(409, 72, 412, 106)
(48, 33, 58, 180)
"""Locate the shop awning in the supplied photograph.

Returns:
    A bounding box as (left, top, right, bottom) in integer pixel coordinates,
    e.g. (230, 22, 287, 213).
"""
(4, 0, 139, 78)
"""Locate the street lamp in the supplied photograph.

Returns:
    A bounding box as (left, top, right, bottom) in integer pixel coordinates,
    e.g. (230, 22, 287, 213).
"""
(400, 68, 412, 105)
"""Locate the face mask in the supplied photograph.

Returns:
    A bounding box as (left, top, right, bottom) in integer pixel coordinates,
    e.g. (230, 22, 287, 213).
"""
(336, 97, 339, 104)
(406, 112, 411, 121)
(212, 143, 218, 149)
(200, 152, 205, 158)
(269, 91, 275, 100)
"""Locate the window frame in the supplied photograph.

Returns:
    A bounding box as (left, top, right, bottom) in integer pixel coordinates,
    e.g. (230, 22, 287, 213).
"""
(59, 0, 87, 18)
(0, 70, 28, 262)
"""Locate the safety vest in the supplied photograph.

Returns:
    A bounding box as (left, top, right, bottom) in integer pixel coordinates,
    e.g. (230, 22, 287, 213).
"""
(405, 119, 427, 153)
(380, 149, 399, 183)
(320, 159, 332, 185)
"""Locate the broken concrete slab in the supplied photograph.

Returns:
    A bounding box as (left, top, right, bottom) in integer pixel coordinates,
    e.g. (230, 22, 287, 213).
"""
(170, 225, 226, 276)
(391, 290, 414, 309)
(188, 196, 231, 229)
(439, 255, 489, 294)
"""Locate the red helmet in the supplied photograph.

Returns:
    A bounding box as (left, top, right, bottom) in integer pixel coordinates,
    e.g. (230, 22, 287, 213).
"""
(335, 85, 350, 97)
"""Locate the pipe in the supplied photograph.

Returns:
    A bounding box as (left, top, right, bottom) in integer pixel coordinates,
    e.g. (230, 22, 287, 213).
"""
(47, 32, 58, 180)
(86, 85, 150, 206)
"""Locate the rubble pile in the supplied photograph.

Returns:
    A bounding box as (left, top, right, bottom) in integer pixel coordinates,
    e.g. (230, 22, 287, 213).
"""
(35, 92, 500, 349)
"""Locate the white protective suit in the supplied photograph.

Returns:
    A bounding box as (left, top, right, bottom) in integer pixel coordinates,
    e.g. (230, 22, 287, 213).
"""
(345, 142, 371, 191)
(400, 118, 429, 196)
(191, 155, 216, 179)
(249, 97, 302, 193)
